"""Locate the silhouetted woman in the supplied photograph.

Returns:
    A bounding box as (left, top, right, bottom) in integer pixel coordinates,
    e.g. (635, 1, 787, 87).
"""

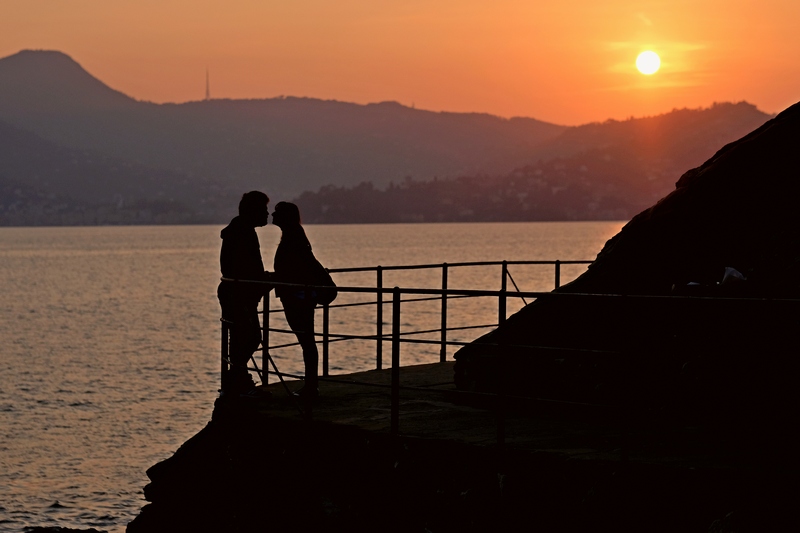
(272, 202, 319, 398)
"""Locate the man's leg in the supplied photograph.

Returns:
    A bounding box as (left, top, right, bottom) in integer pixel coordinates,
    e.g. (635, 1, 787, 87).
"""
(225, 305, 262, 393)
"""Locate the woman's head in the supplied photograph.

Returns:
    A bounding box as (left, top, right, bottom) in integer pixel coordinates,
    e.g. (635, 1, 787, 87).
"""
(272, 201, 301, 228)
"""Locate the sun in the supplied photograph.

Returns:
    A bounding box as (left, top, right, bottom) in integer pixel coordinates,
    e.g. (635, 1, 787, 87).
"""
(636, 51, 661, 75)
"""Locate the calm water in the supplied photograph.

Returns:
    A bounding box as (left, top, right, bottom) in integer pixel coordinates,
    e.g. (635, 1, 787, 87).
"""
(0, 221, 624, 532)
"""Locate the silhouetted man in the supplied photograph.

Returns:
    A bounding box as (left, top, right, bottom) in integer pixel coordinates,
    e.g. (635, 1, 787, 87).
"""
(217, 191, 270, 396)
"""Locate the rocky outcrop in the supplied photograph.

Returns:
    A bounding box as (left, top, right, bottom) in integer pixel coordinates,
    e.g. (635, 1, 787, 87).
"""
(128, 402, 625, 533)
(454, 101, 800, 416)
(127, 399, 800, 533)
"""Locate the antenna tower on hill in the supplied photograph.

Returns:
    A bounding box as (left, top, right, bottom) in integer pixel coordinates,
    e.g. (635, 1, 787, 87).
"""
(205, 68, 210, 101)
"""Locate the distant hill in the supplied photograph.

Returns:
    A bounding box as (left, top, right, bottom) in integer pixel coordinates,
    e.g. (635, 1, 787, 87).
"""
(536, 101, 772, 165)
(0, 49, 776, 225)
(0, 120, 221, 225)
(0, 50, 565, 202)
(295, 102, 774, 223)
(0, 49, 137, 113)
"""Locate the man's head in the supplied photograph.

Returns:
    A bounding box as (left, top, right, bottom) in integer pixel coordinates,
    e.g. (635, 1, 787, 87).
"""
(239, 191, 270, 227)
(271, 201, 301, 229)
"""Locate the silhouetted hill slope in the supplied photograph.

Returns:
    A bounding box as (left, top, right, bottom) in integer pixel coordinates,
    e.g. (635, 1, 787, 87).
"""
(563, 101, 800, 295)
(0, 50, 566, 199)
(454, 100, 800, 419)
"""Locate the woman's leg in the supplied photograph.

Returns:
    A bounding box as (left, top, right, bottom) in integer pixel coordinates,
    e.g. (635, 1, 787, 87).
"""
(283, 301, 319, 390)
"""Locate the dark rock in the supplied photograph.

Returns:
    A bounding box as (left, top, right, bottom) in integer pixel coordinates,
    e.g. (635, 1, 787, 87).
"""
(128, 401, 800, 533)
(128, 406, 526, 533)
(454, 101, 800, 419)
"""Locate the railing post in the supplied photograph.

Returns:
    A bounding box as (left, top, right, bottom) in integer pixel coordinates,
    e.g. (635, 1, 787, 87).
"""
(322, 303, 330, 377)
(261, 294, 269, 385)
(440, 263, 448, 363)
(221, 319, 229, 390)
(554, 260, 561, 289)
(499, 261, 508, 325)
(376, 266, 383, 370)
(391, 287, 401, 436)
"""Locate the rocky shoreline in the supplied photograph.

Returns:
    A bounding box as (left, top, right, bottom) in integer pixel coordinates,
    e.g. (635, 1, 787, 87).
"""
(127, 377, 800, 533)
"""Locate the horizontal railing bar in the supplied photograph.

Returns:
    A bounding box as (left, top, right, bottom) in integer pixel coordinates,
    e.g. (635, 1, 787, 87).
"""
(264, 300, 372, 313)
(327, 259, 592, 274)
(394, 337, 471, 347)
(344, 292, 473, 307)
(267, 322, 495, 342)
(262, 330, 558, 355)
(388, 323, 497, 337)
(266, 327, 295, 335)
(267, 330, 378, 343)
(505, 260, 592, 266)
(322, 300, 377, 310)
(437, 323, 497, 333)
(286, 283, 800, 304)
(225, 278, 550, 299)
(396, 326, 447, 337)
(227, 277, 800, 304)
(270, 329, 380, 349)
(319, 336, 361, 345)
(266, 294, 476, 316)
(267, 327, 380, 341)
(392, 295, 448, 304)
(291, 331, 378, 342)
(267, 341, 303, 350)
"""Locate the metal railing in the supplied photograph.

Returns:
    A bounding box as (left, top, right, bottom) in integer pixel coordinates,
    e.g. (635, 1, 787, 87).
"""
(261, 260, 591, 375)
(221, 260, 593, 428)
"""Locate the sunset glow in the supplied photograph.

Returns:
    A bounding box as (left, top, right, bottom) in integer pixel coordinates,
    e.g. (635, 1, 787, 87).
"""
(1, 1, 799, 124)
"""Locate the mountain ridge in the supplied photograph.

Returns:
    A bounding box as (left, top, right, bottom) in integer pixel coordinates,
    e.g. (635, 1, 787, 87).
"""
(0, 49, 778, 225)
(294, 101, 774, 223)
(0, 50, 567, 200)
(0, 49, 138, 112)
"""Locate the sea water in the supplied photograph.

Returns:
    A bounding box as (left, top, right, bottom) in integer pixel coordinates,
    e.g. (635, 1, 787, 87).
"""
(0, 221, 624, 532)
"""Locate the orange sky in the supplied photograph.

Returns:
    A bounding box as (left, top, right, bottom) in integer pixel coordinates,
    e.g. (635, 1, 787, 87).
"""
(2, 0, 798, 125)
